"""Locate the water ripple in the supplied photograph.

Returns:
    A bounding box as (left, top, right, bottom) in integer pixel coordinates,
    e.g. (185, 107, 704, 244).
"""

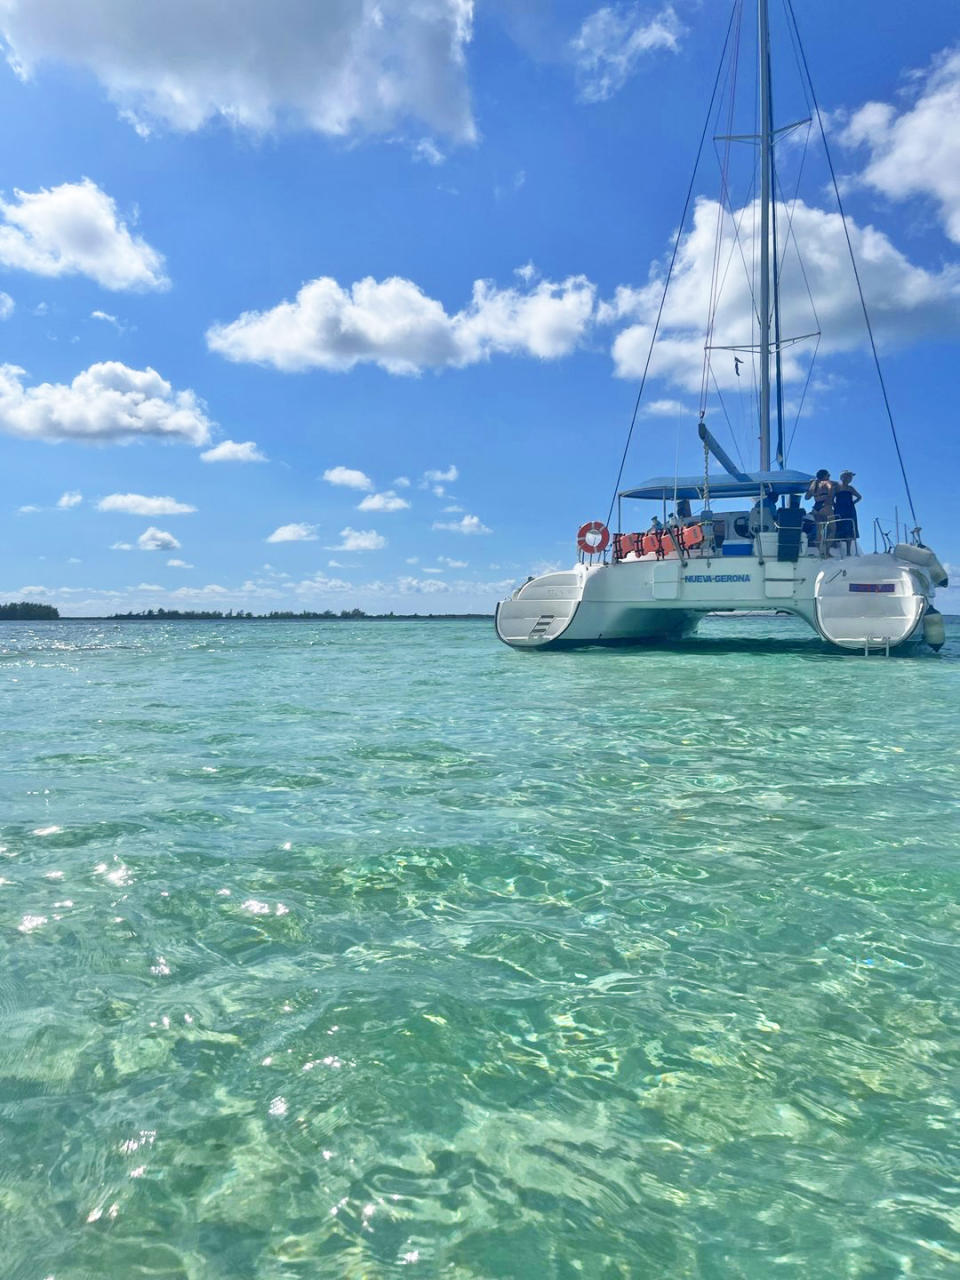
(0, 616, 958, 1277)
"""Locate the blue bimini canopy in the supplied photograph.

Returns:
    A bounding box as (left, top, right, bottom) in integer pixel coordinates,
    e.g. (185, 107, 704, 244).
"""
(620, 470, 813, 502)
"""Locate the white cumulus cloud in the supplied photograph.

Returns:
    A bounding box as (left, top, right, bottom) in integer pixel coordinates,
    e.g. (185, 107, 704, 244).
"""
(200, 439, 266, 463)
(394, 575, 450, 594)
(0, 361, 213, 445)
(90, 308, 126, 331)
(323, 465, 373, 490)
(413, 138, 445, 165)
(0, 0, 476, 143)
(571, 3, 685, 103)
(137, 526, 180, 551)
(0, 179, 167, 290)
(841, 48, 960, 245)
(357, 490, 410, 512)
(57, 489, 82, 508)
(432, 513, 490, 534)
(266, 522, 317, 543)
(330, 527, 386, 551)
(97, 493, 196, 515)
(610, 197, 960, 389)
(0, 291, 13, 319)
(206, 271, 597, 375)
(641, 398, 690, 417)
(423, 464, 458, 485)
(166, 558, 194, 568)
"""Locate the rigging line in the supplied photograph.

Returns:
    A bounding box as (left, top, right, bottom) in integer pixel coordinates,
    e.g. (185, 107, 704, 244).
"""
(701, 193, 728, 411)
(735, 355, 751, 471)
(714, 135, 761, 326)
(774, 135, 817, 330)
(708, 9, 761, 463)
(784, 0, 919, 526)
(772, 107, 812, 287)
(758, 6, 787, 468)
(705, 189, 757, 467)
(772, 104, 810, 287)
(786, 332, 820, 462)
(701, 1, 744, 414)
(605, 1, 739, 528)
(774, 164, 821, 345)
(709, 366, 746, 469)
(721, 36, 756, 455)
(782, 0, 814, 121)
(709, 59, 761, 336)
(720, 170, 760, 330)
(703, 214, 750, 416)
(749, 43, 761, 466)
(710, 165, 759, 465)
(772, 164, 823, 474)
(779, 117, 811, 252)
(673, 415, 682, 510)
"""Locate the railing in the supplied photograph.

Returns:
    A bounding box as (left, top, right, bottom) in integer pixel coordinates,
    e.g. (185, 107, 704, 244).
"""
(873, 518, 892, 553)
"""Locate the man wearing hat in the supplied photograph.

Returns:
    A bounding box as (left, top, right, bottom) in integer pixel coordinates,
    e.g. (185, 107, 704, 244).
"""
(833, 470, 861, 556)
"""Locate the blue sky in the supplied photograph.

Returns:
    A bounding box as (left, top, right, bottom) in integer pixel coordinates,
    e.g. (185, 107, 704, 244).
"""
(0, 0, 958, 615)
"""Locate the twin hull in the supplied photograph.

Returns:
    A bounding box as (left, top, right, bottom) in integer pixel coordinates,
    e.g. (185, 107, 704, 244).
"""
(496, 545, 942, 652)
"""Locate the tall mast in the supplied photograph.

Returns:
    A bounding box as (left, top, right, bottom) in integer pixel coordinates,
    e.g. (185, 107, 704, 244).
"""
(758, 0, 773, 471)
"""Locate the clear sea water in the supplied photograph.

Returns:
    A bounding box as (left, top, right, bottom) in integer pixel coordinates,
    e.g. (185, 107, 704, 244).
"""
(1, 616, 959, 1279)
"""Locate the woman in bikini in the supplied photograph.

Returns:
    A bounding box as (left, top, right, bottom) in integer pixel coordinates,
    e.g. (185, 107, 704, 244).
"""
(805, 469, 835, 555)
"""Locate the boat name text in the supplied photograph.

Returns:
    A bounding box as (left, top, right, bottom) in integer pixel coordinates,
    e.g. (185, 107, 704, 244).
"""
(683, 574, 752, 584)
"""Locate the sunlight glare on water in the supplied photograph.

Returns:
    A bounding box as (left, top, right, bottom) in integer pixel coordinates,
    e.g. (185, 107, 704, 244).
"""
(1, 617, 959, 1278)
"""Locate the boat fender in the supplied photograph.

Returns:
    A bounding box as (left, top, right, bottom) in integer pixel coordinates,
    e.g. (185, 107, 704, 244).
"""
(895, 543, 949, 586)
(577, 521, 610, 555)
(923, 608, 945, 652)
(924, 557, 950, 587)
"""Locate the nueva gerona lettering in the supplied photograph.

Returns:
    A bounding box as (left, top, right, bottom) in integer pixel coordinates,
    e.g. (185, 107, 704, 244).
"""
(683, 574, 752, 584)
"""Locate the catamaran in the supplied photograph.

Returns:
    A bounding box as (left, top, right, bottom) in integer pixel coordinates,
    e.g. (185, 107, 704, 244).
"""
(496, 0, 947, 655)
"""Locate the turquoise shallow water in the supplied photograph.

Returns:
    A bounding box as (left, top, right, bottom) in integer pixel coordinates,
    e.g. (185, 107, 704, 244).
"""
(1, 616, 959, 1279)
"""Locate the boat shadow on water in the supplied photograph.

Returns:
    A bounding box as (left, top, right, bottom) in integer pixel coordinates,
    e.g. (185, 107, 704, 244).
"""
(525, 638, 834, 659)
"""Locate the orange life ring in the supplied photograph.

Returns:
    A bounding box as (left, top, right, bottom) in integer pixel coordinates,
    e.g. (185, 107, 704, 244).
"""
(577, 521, 610, 555)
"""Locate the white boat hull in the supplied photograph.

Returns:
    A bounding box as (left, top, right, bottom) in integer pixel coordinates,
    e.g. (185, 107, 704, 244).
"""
(496, 542, 942, 653)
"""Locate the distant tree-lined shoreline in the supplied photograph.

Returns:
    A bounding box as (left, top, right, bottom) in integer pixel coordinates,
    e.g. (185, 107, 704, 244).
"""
(0, 602, 492, 621)
(0, 601, 60, 619)
(103, 608, 493, 620)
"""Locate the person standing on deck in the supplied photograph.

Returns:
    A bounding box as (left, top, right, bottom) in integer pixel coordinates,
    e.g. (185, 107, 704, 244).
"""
(833, 471, 861, 556)
(805, 470, 835, 555)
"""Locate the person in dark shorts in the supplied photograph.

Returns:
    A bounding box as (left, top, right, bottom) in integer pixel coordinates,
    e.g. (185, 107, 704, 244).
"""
(805, 469, 835, 555)
(833, 470, 861, 555)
